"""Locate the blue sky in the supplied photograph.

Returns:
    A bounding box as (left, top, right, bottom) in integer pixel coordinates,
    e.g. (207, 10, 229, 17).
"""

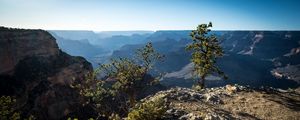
(0, 0, 299, 31)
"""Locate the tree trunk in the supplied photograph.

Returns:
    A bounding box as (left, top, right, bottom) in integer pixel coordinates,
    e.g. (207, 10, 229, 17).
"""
(198, 75, 205, 89)
(129, 92, 136, 107)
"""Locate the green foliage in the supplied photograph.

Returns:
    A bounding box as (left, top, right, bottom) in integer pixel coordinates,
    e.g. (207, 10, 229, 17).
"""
(192, 84, 204, 91)
(103, 58, 146, 94)
(108, 113, 121, 120)
(67, 117, 78, 120)
(99, 42, 163, 107)
(72, 42, 164, 118)
(71, 70, 119, 117)
(136, 42, 164, 71)
(74, 69, 108, 104)
(126, 94, 168, 120)
(0, 96, 20, 120)
(186, 22, 227, 88)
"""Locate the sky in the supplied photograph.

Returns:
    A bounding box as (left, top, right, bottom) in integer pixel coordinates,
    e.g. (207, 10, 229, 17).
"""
(0, 0, 300, 31)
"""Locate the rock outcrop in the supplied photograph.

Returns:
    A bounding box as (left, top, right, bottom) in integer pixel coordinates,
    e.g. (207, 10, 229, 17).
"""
(138, 85, 300, 120)
(0, 27, 92, 119)
(0, 27, 60, 74)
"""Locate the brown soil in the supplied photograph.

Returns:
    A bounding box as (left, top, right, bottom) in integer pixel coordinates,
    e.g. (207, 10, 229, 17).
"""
(172, 90, 300, 120)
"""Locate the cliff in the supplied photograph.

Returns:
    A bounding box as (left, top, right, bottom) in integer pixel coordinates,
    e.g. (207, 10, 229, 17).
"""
(0, 27, 92, 119)
(0, 27, 60, 74)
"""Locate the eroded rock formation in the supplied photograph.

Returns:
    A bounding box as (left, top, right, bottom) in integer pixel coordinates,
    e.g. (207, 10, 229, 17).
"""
(0, 27, 92, 119)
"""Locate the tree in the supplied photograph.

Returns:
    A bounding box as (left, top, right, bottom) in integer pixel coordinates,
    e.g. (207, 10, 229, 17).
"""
(73, 42, 164, 118)
(72, 70, 119, 118)
(186, 22, 227, 89)
(100, 42, 163, 107)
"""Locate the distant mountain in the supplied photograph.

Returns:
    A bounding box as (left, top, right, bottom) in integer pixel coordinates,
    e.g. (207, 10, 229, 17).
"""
(97, 30, 154, 38)
(97, 34, 152, 50)
(49, 32, 109, 67)
(110, 31, 300, 89)
(145, 30, 191, 42)
(220, 31, 300, 59)
(49, 30, 300, 88)
(49, 30, 194, 51)
(50, 30, 153, 51)
(98, 30, 193, 50)
(48, 30, 99, 42)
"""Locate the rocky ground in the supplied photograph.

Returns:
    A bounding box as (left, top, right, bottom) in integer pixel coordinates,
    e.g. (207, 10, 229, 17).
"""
(140, 85, 300, 120)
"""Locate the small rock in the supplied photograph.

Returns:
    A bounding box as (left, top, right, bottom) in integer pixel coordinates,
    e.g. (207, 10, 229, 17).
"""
(226, 85, 237, 94)
(204, 112, 229, 120)
(277, 88, 288, 93)
(179, 113, 202, 120)
(165, 108, 187, 118)
(205, 93, 223, 105)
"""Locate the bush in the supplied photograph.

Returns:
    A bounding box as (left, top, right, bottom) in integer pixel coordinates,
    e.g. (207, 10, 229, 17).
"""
(0, 96, 20, 120)
(192, 84, 204, 91)
(126, 94, 168, 120)
(72, 42, 164, 118)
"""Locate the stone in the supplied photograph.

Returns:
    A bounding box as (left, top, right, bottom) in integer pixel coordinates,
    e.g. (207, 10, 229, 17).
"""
(205, 93, 224, 105)
(226, 84, 237, 94)
(179, 113, 202, 120)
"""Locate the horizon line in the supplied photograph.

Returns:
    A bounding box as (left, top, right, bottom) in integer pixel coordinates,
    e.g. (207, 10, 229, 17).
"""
(46, 28, 300, 32)
(2, 26, 300, 32)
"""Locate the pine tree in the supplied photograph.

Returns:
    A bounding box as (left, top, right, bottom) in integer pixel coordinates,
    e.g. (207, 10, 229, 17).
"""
(186, 22, 227, 89)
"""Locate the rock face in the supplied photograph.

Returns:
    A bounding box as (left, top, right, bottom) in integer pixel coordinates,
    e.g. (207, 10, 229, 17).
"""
(0, 27, 92, 119)
(49, 32, 109, 68)
(139, 85, 300, 120)
(0, 27, 60, 74)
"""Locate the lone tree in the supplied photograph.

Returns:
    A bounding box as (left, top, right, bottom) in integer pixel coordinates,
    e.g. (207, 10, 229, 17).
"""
(186, 22, 227, 89)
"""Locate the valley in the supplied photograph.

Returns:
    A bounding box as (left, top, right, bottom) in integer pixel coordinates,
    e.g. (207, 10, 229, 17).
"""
(50, 30, 300, 89)
(1, 0, 300, 119)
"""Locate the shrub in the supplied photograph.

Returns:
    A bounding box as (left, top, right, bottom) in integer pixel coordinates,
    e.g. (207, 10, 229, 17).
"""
(0, 96, 20, 120)
(126, 94, 168, 120)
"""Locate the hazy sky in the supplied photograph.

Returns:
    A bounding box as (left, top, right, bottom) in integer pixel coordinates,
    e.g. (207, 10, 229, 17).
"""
(0, 0, 299, 31)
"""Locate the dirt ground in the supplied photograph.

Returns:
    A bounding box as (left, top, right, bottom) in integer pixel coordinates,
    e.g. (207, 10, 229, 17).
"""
(172, 88, 300, 120)
(221, 90, 300, 120)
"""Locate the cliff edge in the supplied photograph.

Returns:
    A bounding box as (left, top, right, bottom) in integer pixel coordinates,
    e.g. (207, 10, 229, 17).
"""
(0, 27, 92, 119)
(137, 85, 300, 120)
